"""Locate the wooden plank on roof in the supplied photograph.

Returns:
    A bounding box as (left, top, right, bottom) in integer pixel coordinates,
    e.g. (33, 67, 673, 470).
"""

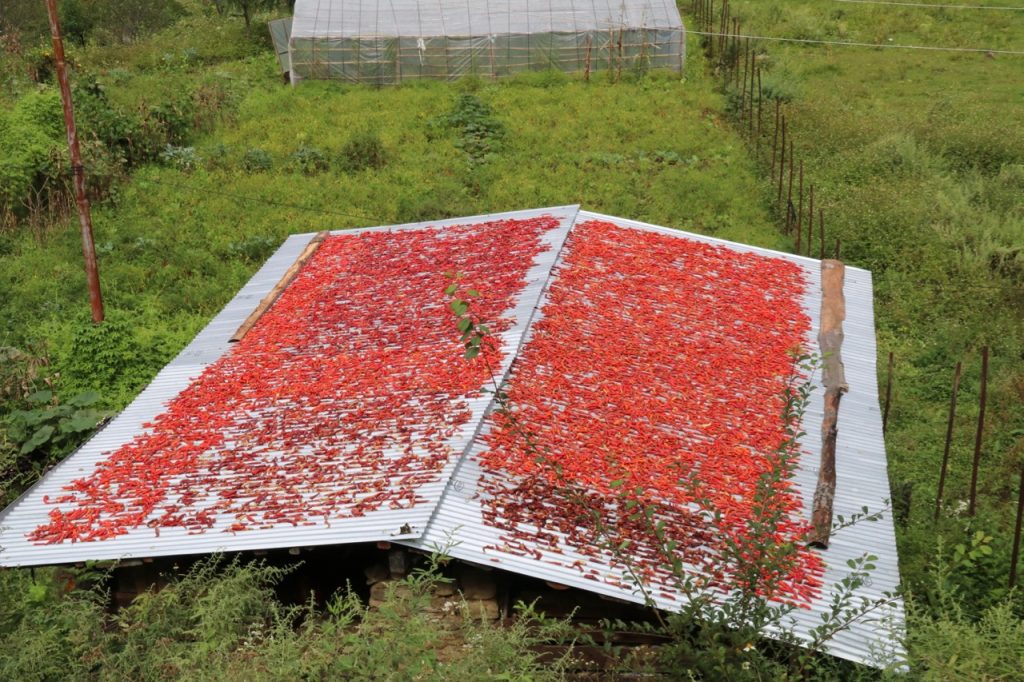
(230, 231, 329, 342)
(809, 259, 848, 549)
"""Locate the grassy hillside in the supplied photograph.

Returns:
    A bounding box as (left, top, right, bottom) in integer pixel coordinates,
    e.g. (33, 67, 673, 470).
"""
(692, 0, 1024, 607)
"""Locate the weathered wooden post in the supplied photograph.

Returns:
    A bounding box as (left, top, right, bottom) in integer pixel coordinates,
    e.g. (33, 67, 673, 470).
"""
(809, 259, 848, 548)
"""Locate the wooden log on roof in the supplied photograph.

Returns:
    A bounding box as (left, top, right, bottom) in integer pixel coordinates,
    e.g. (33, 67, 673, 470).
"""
(230, 231, 329, 342)
(809, 259, 848, 549)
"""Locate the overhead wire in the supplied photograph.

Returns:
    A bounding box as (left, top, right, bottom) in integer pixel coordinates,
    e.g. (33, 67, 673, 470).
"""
(685, 29, 1024, 55)
(73, 175, 1020, 295)
(89, 176, 1023, 296)
(834, 0, 1024, 10)
(133, 175, 378, 226)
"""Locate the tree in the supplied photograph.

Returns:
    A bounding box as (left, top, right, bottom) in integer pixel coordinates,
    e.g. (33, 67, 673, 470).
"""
(220, 0, 277, 29)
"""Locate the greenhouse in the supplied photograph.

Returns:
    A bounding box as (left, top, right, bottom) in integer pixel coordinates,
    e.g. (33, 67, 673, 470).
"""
(287, 0, 686, 84)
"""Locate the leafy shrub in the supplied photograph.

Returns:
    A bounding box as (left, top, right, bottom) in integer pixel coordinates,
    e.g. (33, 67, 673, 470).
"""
(0, 346, 54, 404)
(225, 234, 279, 263)
(429, 94, 507, 166)
(287, 146, 330, 175)
(241, 147, 273, 173)
(56, 311, 171, 407)
(0, 112, 62, 211)
(2, 389, 102, 503)
(0, 565, 110, 681)
(192, 80, 240, 133)
(11, 89, 64, 140)
(159, 144, 202, 172)
(338, 129, 387, 173)
(203, 143, 232, 171)
(0, 555, 571, 680)
(5, 390, 101, 463)
(907, 562, 1024, 681)
(59, 0, 95, 46)
(73, 79, 153, 166)
(0, 89, 67, 215)
(145, 98, 195, 146)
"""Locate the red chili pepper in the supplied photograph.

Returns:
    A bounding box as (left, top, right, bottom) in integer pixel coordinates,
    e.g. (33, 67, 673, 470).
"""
(474, 220, 823, 606)
(29, 216, 558, 546)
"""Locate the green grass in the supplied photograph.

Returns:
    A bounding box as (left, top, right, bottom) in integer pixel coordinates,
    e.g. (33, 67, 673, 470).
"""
(703, 0, 1024, 600)
(683, 1, 1024, 673)
(1, 39, 787, 408)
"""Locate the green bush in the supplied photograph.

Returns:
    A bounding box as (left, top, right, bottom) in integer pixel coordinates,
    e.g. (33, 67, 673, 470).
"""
(0, 383, 101, 504)
(907, 582, 1024, 680)
(159, 144, 202, 172)
(0, 555, 571, 680)
(337, 129, 387, 173)
(0, 89, 67, 213)
(287, 146, 330, 175)
(241, 147, 273, 173)
(55, 310, 173, 408)
(429, 94, 507, 166)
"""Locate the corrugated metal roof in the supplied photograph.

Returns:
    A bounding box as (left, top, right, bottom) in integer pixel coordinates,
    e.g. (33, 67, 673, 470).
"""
(404, 211, 905, 669)
(0, 207, 903, 667)
(0, 206, 579, 566)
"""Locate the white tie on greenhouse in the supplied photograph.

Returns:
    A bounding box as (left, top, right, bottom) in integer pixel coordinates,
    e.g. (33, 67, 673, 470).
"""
(288, 0, 686, 83)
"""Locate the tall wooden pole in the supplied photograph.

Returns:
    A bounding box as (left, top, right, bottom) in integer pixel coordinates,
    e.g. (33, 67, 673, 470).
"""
(968, 346, 989, 517)
(934, 361, 962, 522)
(46, 0, 104, 323)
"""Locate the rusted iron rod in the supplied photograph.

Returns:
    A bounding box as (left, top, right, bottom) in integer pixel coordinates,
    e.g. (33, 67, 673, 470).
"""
(787, 140, 795, 225)
(808, 185, 815, 257)
(882, 350, 895, 433)
(46, 0, 104, 323)
(819, 208, 825, 260)
(756, 67, 763, 147)
(934, 361, 962, 522)
(1011, 466, 1024, 588)
(797, 161, 804, 253)
(771, 100, 780, 180)
(968, 346, 989, 516)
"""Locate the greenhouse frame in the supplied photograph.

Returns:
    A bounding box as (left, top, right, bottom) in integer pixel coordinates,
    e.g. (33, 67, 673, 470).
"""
(287, 0, 686, 84)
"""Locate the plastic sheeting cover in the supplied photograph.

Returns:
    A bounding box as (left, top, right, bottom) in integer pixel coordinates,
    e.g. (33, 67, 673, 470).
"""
(288, 0, 685, 83)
